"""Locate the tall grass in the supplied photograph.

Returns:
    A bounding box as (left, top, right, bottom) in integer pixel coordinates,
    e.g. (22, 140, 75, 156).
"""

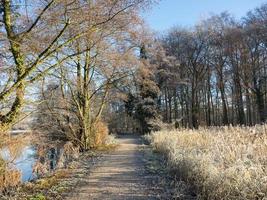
(148, 125, 267, 200)
(0, 135, 28, 192)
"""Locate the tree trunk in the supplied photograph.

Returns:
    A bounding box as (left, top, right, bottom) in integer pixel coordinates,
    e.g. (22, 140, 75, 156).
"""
(220, 84, 229, 125)
(191, 87, 199, 129)
(255, 89, 266, 123)
(0, 1, 26, 131)
(164, 87, 168, 122)
(168, 89, 172, 123)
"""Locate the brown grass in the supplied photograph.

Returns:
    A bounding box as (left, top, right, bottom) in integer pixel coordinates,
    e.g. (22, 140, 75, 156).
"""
(93, 121, 109, 147)
(0, 158, 21, 191)
(0, 134, 30, 192)
(147, 125, 267, 200)
(23, 169, 70, 192)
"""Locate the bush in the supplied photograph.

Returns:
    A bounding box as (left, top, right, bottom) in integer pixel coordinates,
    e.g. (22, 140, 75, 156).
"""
(0, 136, 28, 192)
(0, 158, 21, 192)
(148, 126, 267, 200)
(104, 134, 117, 145)
(93, 120, 109, 147)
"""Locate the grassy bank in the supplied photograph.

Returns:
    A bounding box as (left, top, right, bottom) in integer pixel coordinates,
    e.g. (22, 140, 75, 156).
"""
(0, 135, 118, 199)
(147, 126, 267, 200)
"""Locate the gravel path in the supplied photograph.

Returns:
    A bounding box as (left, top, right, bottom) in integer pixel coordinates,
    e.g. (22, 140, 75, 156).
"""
(65, 135, 161, 200)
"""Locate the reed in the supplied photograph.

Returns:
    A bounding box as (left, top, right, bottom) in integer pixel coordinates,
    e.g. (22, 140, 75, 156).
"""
(148, 125, 267, 200)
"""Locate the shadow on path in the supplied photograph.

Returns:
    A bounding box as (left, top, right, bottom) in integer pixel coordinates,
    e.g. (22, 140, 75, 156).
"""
(65, 135, 160, 200)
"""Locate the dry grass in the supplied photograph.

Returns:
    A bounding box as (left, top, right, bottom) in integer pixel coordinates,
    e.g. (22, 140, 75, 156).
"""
(0, 161, 21, 191)
(147, 125, 267, 200)
(0, 134, 31, 192)
(93, 134, 118, 151)
(93, 120, 109, 147)
(25, 169, 70, 191)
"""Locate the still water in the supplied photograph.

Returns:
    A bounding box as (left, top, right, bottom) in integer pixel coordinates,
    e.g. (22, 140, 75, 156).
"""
(1, 145, 61, 182)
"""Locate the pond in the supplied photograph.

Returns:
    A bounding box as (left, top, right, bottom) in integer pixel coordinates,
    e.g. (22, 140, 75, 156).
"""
(1, 144, 62, 182)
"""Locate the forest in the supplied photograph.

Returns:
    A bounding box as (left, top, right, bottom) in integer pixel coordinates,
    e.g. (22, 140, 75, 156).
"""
(0, 0, 266, 199)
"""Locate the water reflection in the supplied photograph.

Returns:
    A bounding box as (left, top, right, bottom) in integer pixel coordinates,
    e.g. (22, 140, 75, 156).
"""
(0, 136, 79, 187)
(1, 145, 62, 182)
(48, 147, 61, 170)
(1, 146, 36, 182)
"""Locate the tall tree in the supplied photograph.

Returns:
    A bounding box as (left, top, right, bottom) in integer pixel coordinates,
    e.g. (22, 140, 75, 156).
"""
(0, 0, 154, 135)
(34, 0, 154, 149)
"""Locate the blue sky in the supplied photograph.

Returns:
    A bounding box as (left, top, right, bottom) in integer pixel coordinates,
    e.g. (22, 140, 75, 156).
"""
(143, 0, 267, 31)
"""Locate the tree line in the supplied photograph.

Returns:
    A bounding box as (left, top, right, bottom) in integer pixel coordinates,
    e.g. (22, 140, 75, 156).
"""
(2, 0, 267, 144)
(0, 0, 154, 149)
(122, 4, 267, 131)
(159, 6, 267, 129)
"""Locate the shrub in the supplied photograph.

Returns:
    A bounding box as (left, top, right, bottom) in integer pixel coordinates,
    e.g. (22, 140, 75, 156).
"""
(0, 136, 28, 192)
(93, 120, 109, 147)
(0, 158, 21, 192)
(148, 126, 267, 200)
(104, 134, 117, 145)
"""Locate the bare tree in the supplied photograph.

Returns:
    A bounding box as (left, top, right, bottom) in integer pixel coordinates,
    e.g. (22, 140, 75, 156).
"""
(0, 0, 154, 134)
(34, 0, 153, 149)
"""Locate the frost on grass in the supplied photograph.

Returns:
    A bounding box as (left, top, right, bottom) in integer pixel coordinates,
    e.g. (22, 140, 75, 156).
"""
(148, 125, 267, 200)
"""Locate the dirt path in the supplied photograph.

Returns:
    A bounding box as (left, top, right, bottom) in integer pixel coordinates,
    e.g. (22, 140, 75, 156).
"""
(65, 135, 161, 200)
